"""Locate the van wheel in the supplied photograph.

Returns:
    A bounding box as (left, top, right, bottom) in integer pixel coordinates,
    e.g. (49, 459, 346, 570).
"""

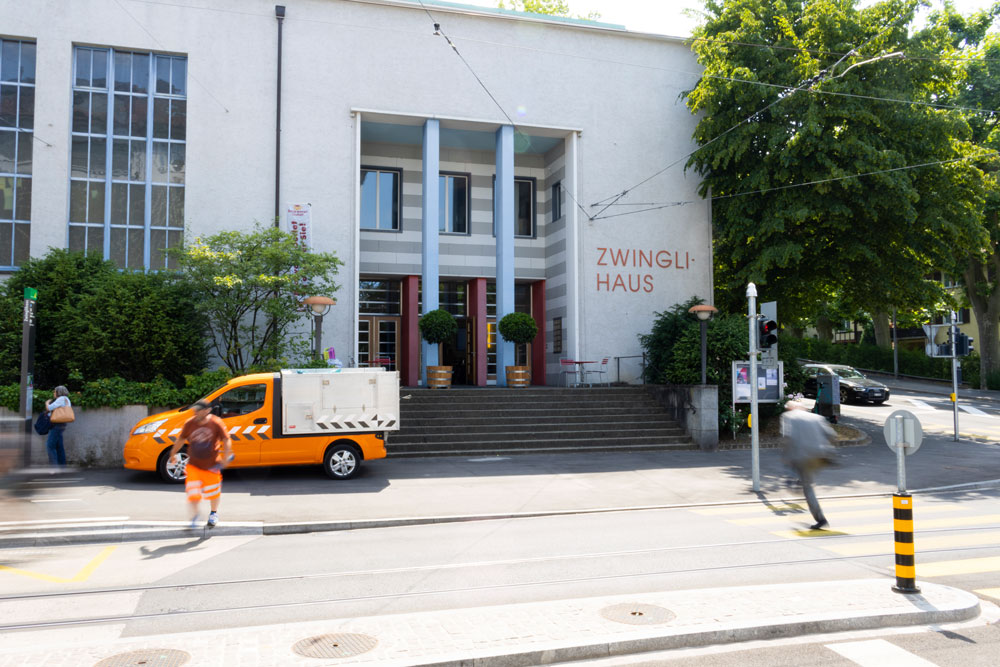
(157, 447, 187, 484)
(324, 443, 361, 480)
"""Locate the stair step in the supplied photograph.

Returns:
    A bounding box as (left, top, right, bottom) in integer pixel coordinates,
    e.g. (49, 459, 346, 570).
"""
(390, 429, 687, 445)
(386, 442, 700, 457)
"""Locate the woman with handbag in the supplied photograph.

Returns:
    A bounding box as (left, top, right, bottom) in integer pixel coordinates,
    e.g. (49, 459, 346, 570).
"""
(45, 385, 74, 466)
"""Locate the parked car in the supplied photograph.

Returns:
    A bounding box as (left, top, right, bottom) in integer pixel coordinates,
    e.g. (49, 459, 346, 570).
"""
(801, 364, 890, 405)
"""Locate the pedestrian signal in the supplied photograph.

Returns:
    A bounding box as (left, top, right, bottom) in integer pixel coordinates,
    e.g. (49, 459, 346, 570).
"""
(758, 318, 778, 349)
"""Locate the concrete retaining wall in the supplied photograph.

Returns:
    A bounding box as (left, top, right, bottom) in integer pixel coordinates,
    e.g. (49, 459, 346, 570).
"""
(0, 406, 155, 468)
(645, 385, 719, 451)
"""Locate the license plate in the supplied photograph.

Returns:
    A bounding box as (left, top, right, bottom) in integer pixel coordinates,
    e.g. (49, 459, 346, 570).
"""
(872, 390, 882, 397)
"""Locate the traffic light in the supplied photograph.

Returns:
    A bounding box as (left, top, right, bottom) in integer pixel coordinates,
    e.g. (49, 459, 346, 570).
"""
(758, 318, 778, 349)
(955, 333, 973, 356)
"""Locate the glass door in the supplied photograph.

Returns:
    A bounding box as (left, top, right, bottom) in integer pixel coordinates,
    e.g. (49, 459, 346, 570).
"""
(358, 316, 398, 370)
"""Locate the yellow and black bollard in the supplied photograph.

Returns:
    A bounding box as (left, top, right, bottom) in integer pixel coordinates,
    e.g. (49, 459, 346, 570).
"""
(892, 493, 920, 594)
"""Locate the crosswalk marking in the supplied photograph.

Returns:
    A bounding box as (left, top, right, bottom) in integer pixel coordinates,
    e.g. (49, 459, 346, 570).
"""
(771, 514, 1000, 539)
(826, 639, 938, 666)
(694, 497, 909, 517)
(958, 404, 989, 416)
(824, 530, 1000, 556)
(918, 556, 1000, 577)
(976, 587, 1000, 599)
(906, 398, 936, 411)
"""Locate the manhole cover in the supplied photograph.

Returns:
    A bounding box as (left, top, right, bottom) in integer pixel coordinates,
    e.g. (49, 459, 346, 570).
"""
(94, 649, 190, 667)
(292, 633, 378, 659)
(600, 603, 676, 625)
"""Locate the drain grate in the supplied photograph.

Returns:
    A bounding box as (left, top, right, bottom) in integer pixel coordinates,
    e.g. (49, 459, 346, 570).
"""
(600, 603, 676, 626)
(292, 633, 378, 659)
(94, 649, 190, 667)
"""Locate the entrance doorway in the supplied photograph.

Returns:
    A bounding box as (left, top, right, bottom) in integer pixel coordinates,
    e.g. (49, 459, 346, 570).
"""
(358, 316, 399, 370)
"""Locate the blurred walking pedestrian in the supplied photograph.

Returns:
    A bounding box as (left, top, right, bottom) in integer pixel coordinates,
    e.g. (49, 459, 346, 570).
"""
(44, 386, 74, 466)
(781, 403, 838, 530)
(168, 399, 233, 529)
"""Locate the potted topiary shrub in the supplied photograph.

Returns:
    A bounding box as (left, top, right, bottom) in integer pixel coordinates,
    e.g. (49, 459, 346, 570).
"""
(497, 312, 538, 387)
(418, 308, 458, 388)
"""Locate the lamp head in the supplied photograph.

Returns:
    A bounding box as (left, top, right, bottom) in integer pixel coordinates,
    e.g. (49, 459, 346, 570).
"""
(688, 304, 718, 322)
(303, 295, 336, 315)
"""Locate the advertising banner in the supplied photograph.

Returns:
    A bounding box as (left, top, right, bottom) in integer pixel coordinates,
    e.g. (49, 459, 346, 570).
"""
(287, 203, 312, 251)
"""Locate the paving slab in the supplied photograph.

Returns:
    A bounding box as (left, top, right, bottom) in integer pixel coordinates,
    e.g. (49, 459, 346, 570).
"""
(0, 578, 980, 666)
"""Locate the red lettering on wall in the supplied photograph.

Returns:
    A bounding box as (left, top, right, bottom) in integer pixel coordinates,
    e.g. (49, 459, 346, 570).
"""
(612, 274, 627, 292)
(597, 248, 608, 266)
(643, 275, 654, 292)
(656, 251, 672, 268)
(610, 248, 630, 267)
(638, 249, 652, 268)
(597, 273, 610, 291)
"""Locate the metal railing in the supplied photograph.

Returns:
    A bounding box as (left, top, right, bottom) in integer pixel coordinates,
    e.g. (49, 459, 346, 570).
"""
(614, 354, 647, 384)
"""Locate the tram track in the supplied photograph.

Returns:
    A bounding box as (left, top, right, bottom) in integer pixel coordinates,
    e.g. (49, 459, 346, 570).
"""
(2, 531, 998, 632)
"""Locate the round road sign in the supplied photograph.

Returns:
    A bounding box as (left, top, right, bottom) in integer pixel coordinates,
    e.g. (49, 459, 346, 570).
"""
(883, 409, 924, 456)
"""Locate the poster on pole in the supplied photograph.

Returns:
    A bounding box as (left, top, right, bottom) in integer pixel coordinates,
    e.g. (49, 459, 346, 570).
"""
(286, 203, 312, 251)
(732, 361, 784, 403)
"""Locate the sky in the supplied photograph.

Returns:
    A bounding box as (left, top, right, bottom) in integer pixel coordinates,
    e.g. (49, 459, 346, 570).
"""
(452, 0, 998, 38)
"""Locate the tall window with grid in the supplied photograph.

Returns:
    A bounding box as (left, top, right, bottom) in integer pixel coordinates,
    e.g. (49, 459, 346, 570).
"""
(70, 47, 186, 269)
(0, 39, 35, 268)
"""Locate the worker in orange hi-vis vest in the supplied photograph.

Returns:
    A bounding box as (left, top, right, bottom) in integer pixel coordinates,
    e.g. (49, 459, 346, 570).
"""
(167, 399, 234, 529)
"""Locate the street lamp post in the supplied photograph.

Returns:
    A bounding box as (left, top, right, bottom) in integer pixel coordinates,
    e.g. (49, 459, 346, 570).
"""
(302, 296, 336, 361)
(688, 304, 718, 385)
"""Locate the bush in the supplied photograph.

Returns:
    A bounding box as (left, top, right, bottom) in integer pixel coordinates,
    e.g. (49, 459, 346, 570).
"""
(0, 249, 209, 387)
(418, 309, 457, 345)
(498, 312, 538, 346)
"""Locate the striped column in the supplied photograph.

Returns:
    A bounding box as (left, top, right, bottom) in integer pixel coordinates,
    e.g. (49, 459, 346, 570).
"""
(891, 493, 920, 594)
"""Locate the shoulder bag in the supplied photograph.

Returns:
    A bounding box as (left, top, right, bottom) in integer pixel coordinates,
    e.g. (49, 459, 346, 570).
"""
(50, 405, 75, 424)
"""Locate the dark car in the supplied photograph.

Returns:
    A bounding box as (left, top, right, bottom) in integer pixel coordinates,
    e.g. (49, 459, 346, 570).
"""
(802, 364, 890, 405)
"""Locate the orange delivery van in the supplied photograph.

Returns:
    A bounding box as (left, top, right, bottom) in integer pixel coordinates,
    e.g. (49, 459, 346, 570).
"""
(124, 368, 400, 482)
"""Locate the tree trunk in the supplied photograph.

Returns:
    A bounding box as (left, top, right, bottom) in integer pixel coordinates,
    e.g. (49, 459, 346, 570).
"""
(872, 312, 892, 348)
(964, 250, 1000, 390)
(816, 316, 833, 343)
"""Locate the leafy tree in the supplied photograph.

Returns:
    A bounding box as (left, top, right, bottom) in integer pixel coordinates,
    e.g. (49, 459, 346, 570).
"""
(931, 4, 1000, 388)
(169, 225, 342, 372)
(684, 0, 984, 329)
(496, 0, 600, 20)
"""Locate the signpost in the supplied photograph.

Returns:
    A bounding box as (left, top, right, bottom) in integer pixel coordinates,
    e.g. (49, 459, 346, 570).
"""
(746, 283, 759, 492)
(18, 287, 37, 468)
(883, 409, 923, 594)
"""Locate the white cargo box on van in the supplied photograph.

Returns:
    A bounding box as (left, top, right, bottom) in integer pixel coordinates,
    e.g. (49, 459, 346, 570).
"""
(280, 368, 400, 436)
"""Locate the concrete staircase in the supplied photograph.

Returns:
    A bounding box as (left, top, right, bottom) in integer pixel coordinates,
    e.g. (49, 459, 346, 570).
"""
(387, 386, 694, 457)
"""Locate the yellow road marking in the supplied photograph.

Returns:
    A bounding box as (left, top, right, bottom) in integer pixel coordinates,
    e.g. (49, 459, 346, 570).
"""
(976, 588, 1000, 599)
(824, 531, 1000, 556)
(771, 514, 1000, 539)
(0, 546, 117, 584)
(694, 497, 890, 516)
(731, 505, 964, 526)
(919, 556, 1000, 577)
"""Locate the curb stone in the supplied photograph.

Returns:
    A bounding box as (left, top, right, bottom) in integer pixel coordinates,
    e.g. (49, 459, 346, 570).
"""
(2, 478, 998, 548)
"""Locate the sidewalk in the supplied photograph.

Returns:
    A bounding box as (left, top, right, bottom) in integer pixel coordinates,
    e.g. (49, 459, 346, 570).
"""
(3, 429, 1000, 546)
(0, 579, 986, 666)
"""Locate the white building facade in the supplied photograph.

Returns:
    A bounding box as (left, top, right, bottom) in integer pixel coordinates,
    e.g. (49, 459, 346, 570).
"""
(3, 0, 712, 386)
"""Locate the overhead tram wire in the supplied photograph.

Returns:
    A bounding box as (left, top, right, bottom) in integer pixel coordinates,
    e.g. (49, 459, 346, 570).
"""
(415, 0, 594, 222)
(586, 10, 953, 221)
(588, 150, 1000, 221)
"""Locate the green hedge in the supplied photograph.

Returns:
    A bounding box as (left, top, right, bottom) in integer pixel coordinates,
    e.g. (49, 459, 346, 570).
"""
(778, 335, 985, 386)
(0, 368, 235, 413)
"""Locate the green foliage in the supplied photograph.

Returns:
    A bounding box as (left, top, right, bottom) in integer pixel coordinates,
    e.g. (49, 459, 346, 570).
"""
(0, 249, 208, 388)
(497, 312, 539, 346)
(496, 0, 600, 20)
(779, 334, 953, 379)
(418, 309, 458, 345)
(169, 225, 342, 373)
(0, 367, 237, 412)
(637, 297, 706, 384)
(685, 0, 986, 322)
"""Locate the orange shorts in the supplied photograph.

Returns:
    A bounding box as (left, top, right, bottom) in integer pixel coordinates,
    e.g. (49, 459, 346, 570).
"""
(185, 464, 222, 502)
